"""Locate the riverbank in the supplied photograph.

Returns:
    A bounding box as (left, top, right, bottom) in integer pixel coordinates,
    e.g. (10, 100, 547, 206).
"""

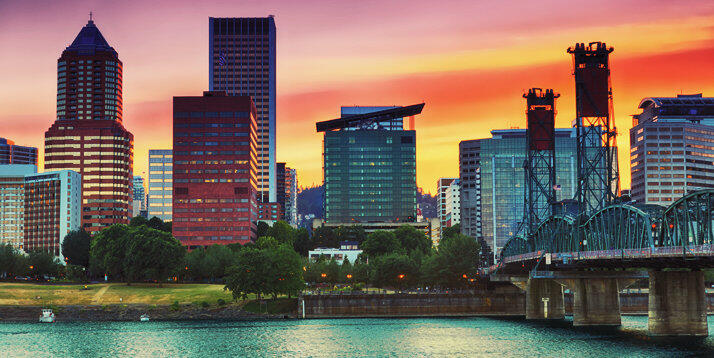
(0, 303, 296, 322)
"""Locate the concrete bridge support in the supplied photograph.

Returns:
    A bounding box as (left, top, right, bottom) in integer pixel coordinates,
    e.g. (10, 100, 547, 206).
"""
(648, 270, 708, 336)
(525, 278, 564, 320)
(567, 278, 621, 326)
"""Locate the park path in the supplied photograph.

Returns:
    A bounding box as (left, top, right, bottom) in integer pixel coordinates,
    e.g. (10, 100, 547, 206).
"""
(91, 285, 110, 304)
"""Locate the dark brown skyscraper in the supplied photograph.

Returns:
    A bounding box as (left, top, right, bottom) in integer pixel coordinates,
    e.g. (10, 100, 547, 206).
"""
(44, 17, 134, 233)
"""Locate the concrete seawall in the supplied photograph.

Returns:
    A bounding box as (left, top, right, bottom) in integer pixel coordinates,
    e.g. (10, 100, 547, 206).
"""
(300, 291, 714, 318)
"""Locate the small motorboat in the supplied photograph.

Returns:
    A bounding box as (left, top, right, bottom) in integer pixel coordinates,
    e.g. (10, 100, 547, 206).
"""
(140, 314, 150, 322)
(39, 309, 55, 323)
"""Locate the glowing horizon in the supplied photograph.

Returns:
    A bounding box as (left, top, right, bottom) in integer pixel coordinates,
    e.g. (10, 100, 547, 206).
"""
(2, 1, 714, 193)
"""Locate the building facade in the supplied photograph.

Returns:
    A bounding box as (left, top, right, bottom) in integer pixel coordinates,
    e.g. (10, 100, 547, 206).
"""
(209, 17, 276, 203)
(276, 162, 298, 225)
(147, 149, 173, 221)
(462, 129, 578, 260)
(258, 201, 282, 224)
(459, 140, 482, 240)
(172, 91, 258, 247)
(445, 179, 461, 227)
(24, 170, 82, 259)
(44, 18, 134, 233)
(132, 176, 146, 217)
(0, 165, 36, 250)
(630, 94, 714, 204)
(0, 138, 38, 165)
(437, 178, 458, 231)
(323, 129, 417, 223)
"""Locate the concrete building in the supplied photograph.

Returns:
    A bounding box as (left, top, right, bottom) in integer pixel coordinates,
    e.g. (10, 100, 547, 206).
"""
(0, 165, 36, 250)
(461, 128, 578, 260)
(0, 138, 37, 165)
(258, 201, 282, 225)
(147, 149, 173, 222)
(320, 106, 420, 224)
(172, 91, 258, 247)
(459, 140, 482, 240)
(277, 162, 298, 225)
(309, 241, 363, 264)
(24, 170, 82, 259)
(209, 17, 276, 203)
(630, 94, 714, 204)
(0, 165, 81, 259)
(44, 18, 134, 233)
(437, 178, 460, 230)
(312, 218, 440, 243)
(132, 176, 146, 217)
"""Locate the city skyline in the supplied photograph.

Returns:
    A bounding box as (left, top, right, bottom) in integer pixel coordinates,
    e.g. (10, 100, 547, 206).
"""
(2, 1, 714, 192)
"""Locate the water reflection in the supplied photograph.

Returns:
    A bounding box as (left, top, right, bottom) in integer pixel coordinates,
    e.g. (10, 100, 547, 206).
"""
(0, 316, 713, 357)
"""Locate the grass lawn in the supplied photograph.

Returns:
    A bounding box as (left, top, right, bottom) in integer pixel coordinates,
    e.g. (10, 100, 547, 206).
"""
(0, 282, 243, 306)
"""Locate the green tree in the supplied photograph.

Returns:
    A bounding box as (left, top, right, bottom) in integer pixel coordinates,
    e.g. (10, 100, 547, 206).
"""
(256, 221, 271, 238)
(123, 227, 185, 285)
(293, 228, 312, 256)
(203, 244, 237, 281)
(312, 226, 338, 248)
(27, 251, 62, 279)
(422, 233, 480, 288)
(148, 216, 171, 232)
(224, 247, 271, 300)
(441, 224, 461, 241)
(361, 231, 401, 258)
(256, 236, 279, 250)
(61, 229, 91, 267)
(393, 225, 432, 255)
(334, 225, 367, 245)
(0, 244, 28, 278)
(267, 244, 305, 298)
(267, 221, 296, 245)
(91, 224, 131, 280)
(129, 216, 150, 227)
(370, 253, 419, 289)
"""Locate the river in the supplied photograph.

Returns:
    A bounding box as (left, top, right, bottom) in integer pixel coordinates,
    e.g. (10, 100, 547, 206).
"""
(1, 316, 713, 357)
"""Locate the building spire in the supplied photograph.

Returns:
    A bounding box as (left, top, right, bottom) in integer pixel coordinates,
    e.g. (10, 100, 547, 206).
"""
(89, 11, 93, 23)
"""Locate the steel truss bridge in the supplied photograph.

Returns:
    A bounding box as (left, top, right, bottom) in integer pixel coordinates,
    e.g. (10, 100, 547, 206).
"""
(495, 189, 714, 273)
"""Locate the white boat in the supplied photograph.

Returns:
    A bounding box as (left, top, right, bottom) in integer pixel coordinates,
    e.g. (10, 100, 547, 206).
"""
(140, 314, 150, 322)
(39, 309, 55, 323)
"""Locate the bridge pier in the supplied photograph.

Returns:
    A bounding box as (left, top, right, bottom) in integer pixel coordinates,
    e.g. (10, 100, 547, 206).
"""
(566, 278, 621, 326)
(648, 270, 708, 336)
(525, 278, 564, 320)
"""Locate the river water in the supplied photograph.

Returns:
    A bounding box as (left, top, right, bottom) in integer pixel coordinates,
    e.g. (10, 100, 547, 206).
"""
(1, 316, 713, 357)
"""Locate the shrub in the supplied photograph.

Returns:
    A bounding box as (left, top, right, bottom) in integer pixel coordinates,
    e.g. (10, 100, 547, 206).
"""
(217, 298, 226, 306)
(200, 301, 209, 308)
(170, 300, 180, 311)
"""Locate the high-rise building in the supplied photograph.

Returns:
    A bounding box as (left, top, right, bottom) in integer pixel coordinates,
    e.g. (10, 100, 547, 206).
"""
(437, 178, 457, 230)
(318, 105, 423, 223)
(0, 138, 38, 165)
(24, 170, 82, 259)
(284, 166, 298, 225)
(147, 149, 173, 221)
(172, 91, 258, 247)
(258, 201, 282, 224)
(445, 179, 461, 227)
(276, 162, 298, 225)
(132, 176, 146, 217)
(0, 165, 81, 258)
(461, 128, 579, 260)
(209, 17, 276, 203)
(630, 94, 714, 204)
(44, 18, 134, 233)
(0, 165, 36, 250)
(459, 140, 482, 240)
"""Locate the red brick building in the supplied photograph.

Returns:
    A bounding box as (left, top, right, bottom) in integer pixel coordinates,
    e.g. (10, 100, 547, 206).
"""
(172, 91, 258, 247)
(258, 201, 282, 223)
(44, 18, 133, 233)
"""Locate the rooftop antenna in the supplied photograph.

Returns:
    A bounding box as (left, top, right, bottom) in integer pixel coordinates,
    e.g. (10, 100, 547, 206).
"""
(89, 11, 93, 22)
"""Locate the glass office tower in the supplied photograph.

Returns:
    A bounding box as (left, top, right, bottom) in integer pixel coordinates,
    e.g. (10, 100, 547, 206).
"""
(147, 149, 173, 221)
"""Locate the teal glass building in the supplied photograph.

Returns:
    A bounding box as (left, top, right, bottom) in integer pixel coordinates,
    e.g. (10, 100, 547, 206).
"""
(461, 128, 578, 260)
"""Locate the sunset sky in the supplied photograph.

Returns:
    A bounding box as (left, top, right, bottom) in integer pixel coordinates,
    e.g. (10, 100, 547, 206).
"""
(2, 0, 714, 193)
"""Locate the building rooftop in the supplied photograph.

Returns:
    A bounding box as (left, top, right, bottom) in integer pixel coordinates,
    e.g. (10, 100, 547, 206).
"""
(316, 103, 424, 132)
(65, 19, 116, 56)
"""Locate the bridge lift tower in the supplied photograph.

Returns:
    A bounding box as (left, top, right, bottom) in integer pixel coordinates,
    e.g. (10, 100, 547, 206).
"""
(567, 42, 620, 215)
(524, 88, 559, 233)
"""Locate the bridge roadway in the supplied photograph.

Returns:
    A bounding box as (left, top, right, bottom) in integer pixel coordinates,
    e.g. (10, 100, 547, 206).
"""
(489, 189, 714, 336)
